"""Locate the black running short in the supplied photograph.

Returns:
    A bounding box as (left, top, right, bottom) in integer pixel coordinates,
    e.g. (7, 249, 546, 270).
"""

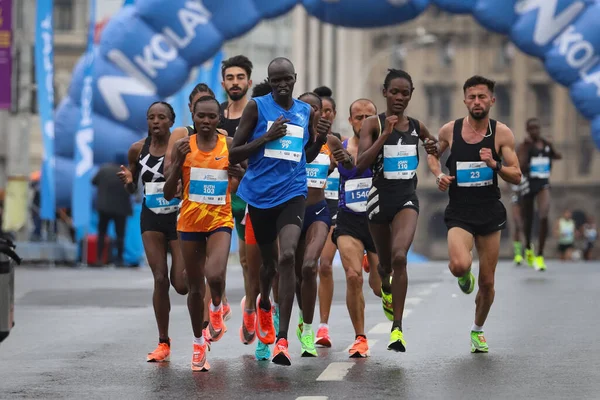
(444, 200, 507, 237)
(248, 196, 305, 246)
(332, 209, 376, 253)
(326, 199, 338, 226)
(367, 189, 419, 224)
(301, 200, 331, 238)
(524, 178, 550, 198)
(140, 205, 178, 242)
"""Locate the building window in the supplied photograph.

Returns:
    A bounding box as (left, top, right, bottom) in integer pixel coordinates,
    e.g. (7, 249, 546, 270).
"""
(531, 84, 553, 126)
(54, 0, 74, 31)
(425, 85, 453, 122)
(495, 84, 511, 125)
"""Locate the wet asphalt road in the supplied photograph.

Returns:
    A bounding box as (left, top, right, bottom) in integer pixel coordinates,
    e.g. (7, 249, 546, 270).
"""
(1, 259, 600, 399)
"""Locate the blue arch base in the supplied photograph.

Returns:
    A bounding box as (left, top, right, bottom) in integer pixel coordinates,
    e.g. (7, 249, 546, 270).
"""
(53, 1, 600, 258)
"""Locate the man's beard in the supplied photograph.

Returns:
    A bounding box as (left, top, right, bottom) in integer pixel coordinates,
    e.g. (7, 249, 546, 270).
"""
(469, 108, 489, 121)
(228, 87, 248, 101)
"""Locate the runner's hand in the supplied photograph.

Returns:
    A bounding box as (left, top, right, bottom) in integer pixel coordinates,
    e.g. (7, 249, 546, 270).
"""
(423, 138, 438, 156)
(479, 147, 495, 168)
(117, 165, 133, 185)
(332, 149, 351, 164)
(264, 116, 290, 142)
(436, 174, 454, 192)
(383, 115, 398, 136)
(228, 164, 245, 179)
(174, 137, 191, 165)
(316, 118, 331, 143)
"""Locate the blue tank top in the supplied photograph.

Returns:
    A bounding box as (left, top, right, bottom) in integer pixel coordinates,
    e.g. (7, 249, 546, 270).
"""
(236, 94, 312, 208)
(338, 139, 373, 215)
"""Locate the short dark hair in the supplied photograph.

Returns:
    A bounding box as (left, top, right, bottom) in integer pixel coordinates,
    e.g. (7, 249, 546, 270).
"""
(252, 79, 272, 98)
(221, 55, 253, 80)
(299, 92, 323, 109)
(193, 95, 221, 114)
(383, 69, 414, 91)
(349, 98, 377, 117)
(463, 75, 495, 94)
(314, 86, 336, 112)
(526, 117, 540, 127)
(188, 83, 215, 104)
(147, 101, 176, 123)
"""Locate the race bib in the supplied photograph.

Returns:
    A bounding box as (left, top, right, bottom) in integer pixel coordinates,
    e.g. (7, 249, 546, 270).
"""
(530, 156, 550, 179)
(189, 168, 229, 205)
(264, 121, 304, 162)
(325, 168, 339, 200)
(456, 161, 493, 187)
(307, 153, 330, 188)
(344, 177, 372, 213)
(144, 182, 180, 214)
(383, 144, 418, 179)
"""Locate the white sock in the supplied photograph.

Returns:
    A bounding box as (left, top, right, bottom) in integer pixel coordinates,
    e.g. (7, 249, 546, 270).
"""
(298, 310, 303, 319)
(194, 336, 205, 345)
(471, 323, 483, 332)
(319, 323, 328, 329)
(210, 301, 222, 312)
(302, 323, 312, 335)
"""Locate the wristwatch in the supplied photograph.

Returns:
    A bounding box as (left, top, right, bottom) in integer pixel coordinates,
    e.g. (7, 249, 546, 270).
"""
(494, 161, 502, 171)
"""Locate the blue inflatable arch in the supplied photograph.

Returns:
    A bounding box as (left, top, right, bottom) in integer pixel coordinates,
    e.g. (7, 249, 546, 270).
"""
(53, 0, 600, 207)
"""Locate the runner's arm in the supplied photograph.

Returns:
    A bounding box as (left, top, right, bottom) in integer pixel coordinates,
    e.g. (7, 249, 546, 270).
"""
(123, 140, 144, 194)
(496, 124, 522, 185)
(163, 127, 188, 180)
(228, 100, 263, 164)
(517, 140, 530, 173)
(327, 134, 353, 170)
(305, 108, 327, 163)
(355, 116, 385, 173)
(427, 122, 452, 178)
(164, 139, 185, 201)
(548, 140, 563, 160)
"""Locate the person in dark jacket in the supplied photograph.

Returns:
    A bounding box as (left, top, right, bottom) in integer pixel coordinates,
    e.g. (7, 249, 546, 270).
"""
(92, 154, 132, 266)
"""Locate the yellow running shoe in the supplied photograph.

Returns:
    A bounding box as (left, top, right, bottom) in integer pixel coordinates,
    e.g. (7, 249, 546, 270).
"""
(387, 328, 406, 352)
(525, 248, 535, 268)
(534, 255, 546, 271)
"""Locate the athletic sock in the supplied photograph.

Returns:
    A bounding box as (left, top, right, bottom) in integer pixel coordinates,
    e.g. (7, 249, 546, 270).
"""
(302, 323, 312, 336)
(194, 336, 205, 345)
(471, 323, 483, 332)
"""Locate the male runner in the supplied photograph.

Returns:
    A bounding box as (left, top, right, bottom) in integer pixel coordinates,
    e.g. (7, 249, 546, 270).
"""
(517, 118, 562, 271)
(229, 57, 329, 366)
(333, 98, 384, 357)
(508, 177, 529, 265)
(428, 75, 521, 353)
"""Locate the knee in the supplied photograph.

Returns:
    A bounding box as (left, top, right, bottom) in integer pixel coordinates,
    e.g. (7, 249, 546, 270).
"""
(205, 272, 224, 289)
(319, 260, 333, 278)
(278, 248, 296, 270)
(188, 280, 205, 295)
(154, 273, 170, 291)
(302, 259, 318, 280)
(478, 275, 495, 295)
(346, 270, 363, 288)
(448, 256, 471, 278)
(391, 250, 408, 272)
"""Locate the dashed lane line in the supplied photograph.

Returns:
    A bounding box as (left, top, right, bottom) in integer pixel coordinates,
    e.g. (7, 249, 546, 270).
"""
(316, 362, 354, 381)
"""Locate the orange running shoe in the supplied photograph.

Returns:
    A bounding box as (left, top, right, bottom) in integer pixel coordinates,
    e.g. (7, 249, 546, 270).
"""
(223, 301, 232, 321)
(208, 306, 227, 342)
(349, 336, 369, 358)
(191, 342, 210, 372)
(203, 327, 212, 343)
(315, 326, 332, 348)
(147, 341, 170, 362)
(362, 253, 370, 273)
(255, 294, 275, 345)
(239, 296, 256, 345)
(272, 338, 291, 366)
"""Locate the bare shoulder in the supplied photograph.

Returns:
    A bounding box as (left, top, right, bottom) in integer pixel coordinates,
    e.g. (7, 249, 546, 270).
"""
(130, 139, 145, 152)
(225, 136, 233, 148)
(495, 122, 516, 145)
(171, 127, 189, 140)
(439, 120, 455, 142)
(217, 128, 228, 136)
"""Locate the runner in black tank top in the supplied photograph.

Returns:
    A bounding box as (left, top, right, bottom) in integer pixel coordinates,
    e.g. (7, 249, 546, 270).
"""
(117, 102, 188, 363)
(517, 117, 562, 271)
(356, 69, 438, 353)
(428, 75, 522, 354)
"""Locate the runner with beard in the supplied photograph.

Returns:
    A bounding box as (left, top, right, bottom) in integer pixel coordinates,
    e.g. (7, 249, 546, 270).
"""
(428, 75, 521, 353)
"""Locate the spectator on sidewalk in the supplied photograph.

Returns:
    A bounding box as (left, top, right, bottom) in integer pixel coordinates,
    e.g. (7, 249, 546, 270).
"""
(554, 209, 576, 261)
(92, 155, 132, 266)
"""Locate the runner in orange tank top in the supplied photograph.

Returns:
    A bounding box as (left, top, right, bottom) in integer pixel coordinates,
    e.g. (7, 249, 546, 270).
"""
(164, 95, 243, 372)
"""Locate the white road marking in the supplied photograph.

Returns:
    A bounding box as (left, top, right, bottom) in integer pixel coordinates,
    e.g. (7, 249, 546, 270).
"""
(416, 288, 432, 296)
(316, 362, 354, 381)
(431, 282, 441, 288)
(405, 297, 423, 305)
(296, 397, 328, 400)
(368, 322, 391, 334)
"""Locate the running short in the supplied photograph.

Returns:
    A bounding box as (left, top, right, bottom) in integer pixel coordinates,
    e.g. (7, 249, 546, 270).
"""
(444, 200, 507, 237)
(326, 199, 338, 226)
(247, 196, 305, 246)
(245, 213, 257, 246)
(524, 179, 550, 198)
(367, 191, 419, 224)
(557, 243, 574, 253)
(301, 199, 331, 238)
(179, 227, 232, 241)
(332, 209, 376, 253)
(140, 205, 178, 242)
(231, 193, 247, 241)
